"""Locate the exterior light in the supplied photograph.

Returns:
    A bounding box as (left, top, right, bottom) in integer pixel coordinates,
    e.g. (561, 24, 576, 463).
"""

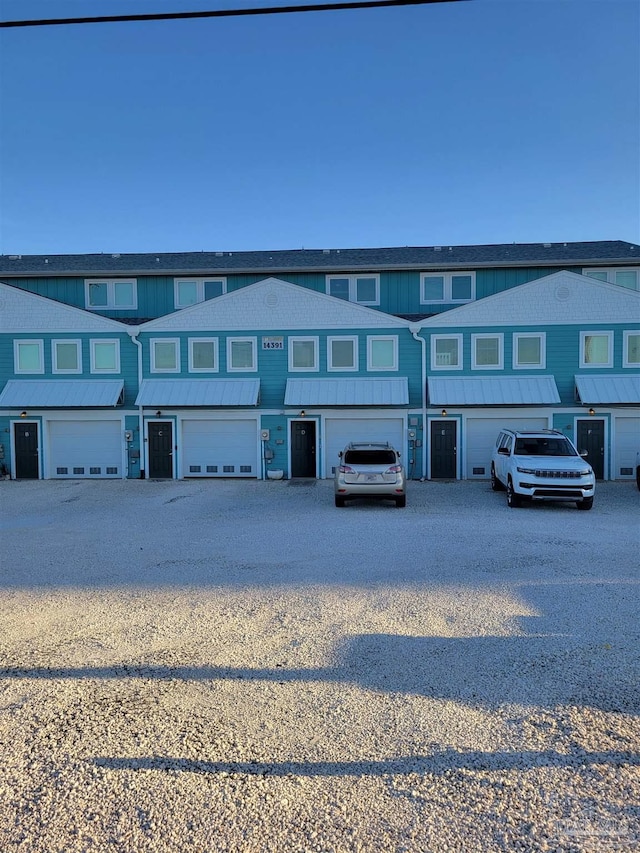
(588, 408, 595, 416)
(299, 410, 306, 418)
(156, 410, 162, 418)
(20, 411, 27, 418)
(441, 409, 447, 417)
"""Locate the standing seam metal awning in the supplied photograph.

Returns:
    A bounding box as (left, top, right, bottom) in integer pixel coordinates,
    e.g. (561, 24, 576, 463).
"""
(427, 376, 561, 406)
(575, 374, 640, 404)
(135, 379, 260, 407)
(0, 380, 124, 407)
(284, 378, 409, 406)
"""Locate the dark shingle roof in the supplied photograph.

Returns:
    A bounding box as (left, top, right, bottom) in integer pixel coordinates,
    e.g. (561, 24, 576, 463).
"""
(1, 240, 638, 276)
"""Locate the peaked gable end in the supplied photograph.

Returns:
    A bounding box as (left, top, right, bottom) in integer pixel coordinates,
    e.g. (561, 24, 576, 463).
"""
(0, 281, 126, 333)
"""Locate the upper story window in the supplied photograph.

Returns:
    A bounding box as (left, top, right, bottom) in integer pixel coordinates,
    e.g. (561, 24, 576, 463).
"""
(327, 336, 358, 371)
(421, 271, 475, 304)
(14, 339, 44, 374)
(513, 333, 546, 369)
(227, 337, 257, 372)
(151, 338, 180, 373)
(431, 334, 463, 370)
(367, 336, 397, 371)
(472, 334, 503, 370)
(326, 274, 380, 305)
(174, 277, 226, 309)
(582, 267, 639, 290)
(52, 339, 82, 374)
(289, 337, 319, 372)
(189, 338, 218, 372)
(580, 331, 613, 368)
(85, 279, 137, 310)
(90, 339, 120, 373)
(623, 331, 640, 367)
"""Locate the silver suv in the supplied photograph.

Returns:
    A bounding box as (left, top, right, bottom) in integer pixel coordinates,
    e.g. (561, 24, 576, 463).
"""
(335, 442, 406, 508)
(491, 429, 595, 510)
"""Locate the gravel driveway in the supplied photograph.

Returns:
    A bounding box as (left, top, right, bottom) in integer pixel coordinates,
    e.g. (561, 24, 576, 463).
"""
(1, 478, 638, 852)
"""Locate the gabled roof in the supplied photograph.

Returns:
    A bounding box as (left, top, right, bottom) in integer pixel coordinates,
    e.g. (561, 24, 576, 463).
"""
(0, 281, 127, 333)
(419, 271, 640, 328)
(1, 241, 638, 277)
(139, 277, 412, 331)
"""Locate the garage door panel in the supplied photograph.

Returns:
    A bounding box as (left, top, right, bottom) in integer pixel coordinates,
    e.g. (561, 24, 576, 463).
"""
(182, 419, 258, 477)
(614, 416, 640, 479)
(324, 418, 404, 478)
(466, 417, 547, 479)
(49, 420, 122, 478)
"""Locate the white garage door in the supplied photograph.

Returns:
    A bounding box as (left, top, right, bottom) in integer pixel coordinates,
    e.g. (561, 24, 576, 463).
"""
(49, 420, 122, 478)
(614, 416, 640, 479)
(182, 419, 258, 478)
(324, 417, 404, 478)
(466, 416, 548, 479)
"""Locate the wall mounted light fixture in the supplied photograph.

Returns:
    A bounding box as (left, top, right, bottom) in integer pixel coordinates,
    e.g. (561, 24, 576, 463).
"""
(588, 408, 596, 416)
(441, 409, 447, 417)
(155, 410, 162, 418)
(299, 410, 306, 418)
(20, 411, 27, 418)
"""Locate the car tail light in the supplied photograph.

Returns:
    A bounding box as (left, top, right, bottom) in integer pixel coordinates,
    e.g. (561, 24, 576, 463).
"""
(386, 465, 402, 474)
(339, 464, 356, 474)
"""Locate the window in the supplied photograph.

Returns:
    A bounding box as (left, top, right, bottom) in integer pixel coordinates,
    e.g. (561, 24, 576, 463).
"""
(367, 336, 397, 371)
(189, 338, 218, 372)
(85, 279, 137, 309)
(90, 339, 120, 373)
(580, 331, 613, 368)
(14, 339, 44, 374)
(326, 274, 380, 305)
(327, 336, 358, 371)
(623, 331, 640, 367)
(52, 339, 82, 374)
(151, 338, 180, 373)
(174, 277, 226, 309)
(431, 335, 462, 370)
(227, 338, 256, 371)
(513, 333, 546, 369)
(472, 334, 503, 370)
(421, 271, 475, 304)
(289, 337, 319, 371)
(583, 267, 639, 291)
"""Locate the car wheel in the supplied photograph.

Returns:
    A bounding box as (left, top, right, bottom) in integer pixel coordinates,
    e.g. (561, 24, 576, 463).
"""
(577, 497, 593, 510)
(506, 478, 521, 508)
(335, 496, 346, 508)
(395, 495, 406, 508)
(491, 463, 503, 491)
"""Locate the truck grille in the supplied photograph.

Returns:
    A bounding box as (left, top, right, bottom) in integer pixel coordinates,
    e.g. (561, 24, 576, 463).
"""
(533, 470, 582, 479)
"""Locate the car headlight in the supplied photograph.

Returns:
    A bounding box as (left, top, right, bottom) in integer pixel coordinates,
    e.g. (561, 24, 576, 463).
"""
(516, 466, 536, 475)
(579, 469, 593, 476)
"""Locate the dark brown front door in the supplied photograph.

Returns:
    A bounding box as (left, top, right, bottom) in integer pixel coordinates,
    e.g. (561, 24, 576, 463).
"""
(576, 419, 605, 480)
(290, 420, 316, 478)
(14, 422, 40, 479)
(148, 421, 174, 478)
(430, 419, 457, 479)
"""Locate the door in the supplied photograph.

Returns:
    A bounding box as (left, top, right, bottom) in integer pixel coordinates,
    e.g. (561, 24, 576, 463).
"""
(148, 421, 174, 479)
(14, 422, 39, 479)
(324, 417, 404, 478)
(49, 420, 122, 478)
(576, 419, 605, 480)
(431, 419, 457, 479)
(182, 419, 258, 477)
(290, 420, 316, 478)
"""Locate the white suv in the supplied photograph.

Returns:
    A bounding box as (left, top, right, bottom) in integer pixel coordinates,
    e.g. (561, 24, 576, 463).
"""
(491, 429, 595, 510)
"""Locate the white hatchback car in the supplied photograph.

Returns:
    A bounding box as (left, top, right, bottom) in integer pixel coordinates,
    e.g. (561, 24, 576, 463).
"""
(491, 429, 595, 510)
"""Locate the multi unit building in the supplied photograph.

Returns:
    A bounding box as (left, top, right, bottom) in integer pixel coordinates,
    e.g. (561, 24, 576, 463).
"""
(1, 240, 639, 482)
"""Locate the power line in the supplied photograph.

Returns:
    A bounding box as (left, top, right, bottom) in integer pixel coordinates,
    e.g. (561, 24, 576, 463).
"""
(0, 0, 468, 29)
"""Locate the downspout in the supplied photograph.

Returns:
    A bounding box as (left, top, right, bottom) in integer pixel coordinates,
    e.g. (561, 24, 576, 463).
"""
(127, 327, 145, 478)
(409, 325, 427, 480)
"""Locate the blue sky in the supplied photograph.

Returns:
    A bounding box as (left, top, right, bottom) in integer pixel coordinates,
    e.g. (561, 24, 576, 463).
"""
(0, 0, 638, 254)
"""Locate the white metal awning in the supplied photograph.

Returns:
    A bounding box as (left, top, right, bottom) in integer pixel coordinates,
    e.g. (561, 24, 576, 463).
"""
(575, 374, 640, 404)
(0, 379, 124, 407)
(135, 379, 260, 407)
(284, 377, 409, 406)
(427, 376, 561, 406)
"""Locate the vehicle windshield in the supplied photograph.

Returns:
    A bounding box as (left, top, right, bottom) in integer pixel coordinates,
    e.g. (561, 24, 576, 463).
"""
(514, 437, 578, 457)
(344, 450, 397, 465)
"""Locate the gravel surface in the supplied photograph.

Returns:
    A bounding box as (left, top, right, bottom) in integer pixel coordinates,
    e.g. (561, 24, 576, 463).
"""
(1, 478, 639, 852)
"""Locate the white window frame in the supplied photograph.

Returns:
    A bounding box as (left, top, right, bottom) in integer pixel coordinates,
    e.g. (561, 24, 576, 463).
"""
(430, 334, 463, 371)
(90, 339, 121, 374)
(513, 333, 546, 370)
(326, 274, 380, 306)
(188, 337, 219, 373)
(580, 331, 613, 369)
(151, 338, 181, 373)
(14, 339, 44, 374)
(327, 336, 358, 372)
(367, 335, 398, 371)
(623, 330, 640, 368)
(582, 267, 640, 290)
(174, 277, 227, 309)
(420, 271, 476, 304)
(227, 337, 257, 372)
(471, 333, 503, 370)
(288, 336, 319, 372)
(85, 278, 137, 310)
(52, 339, 82, 374)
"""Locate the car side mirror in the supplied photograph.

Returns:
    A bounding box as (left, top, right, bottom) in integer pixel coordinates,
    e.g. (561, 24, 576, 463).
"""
(498, 447, 509, 456)
(580, 450, 588, 457)
(338, 451, 343, 458)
